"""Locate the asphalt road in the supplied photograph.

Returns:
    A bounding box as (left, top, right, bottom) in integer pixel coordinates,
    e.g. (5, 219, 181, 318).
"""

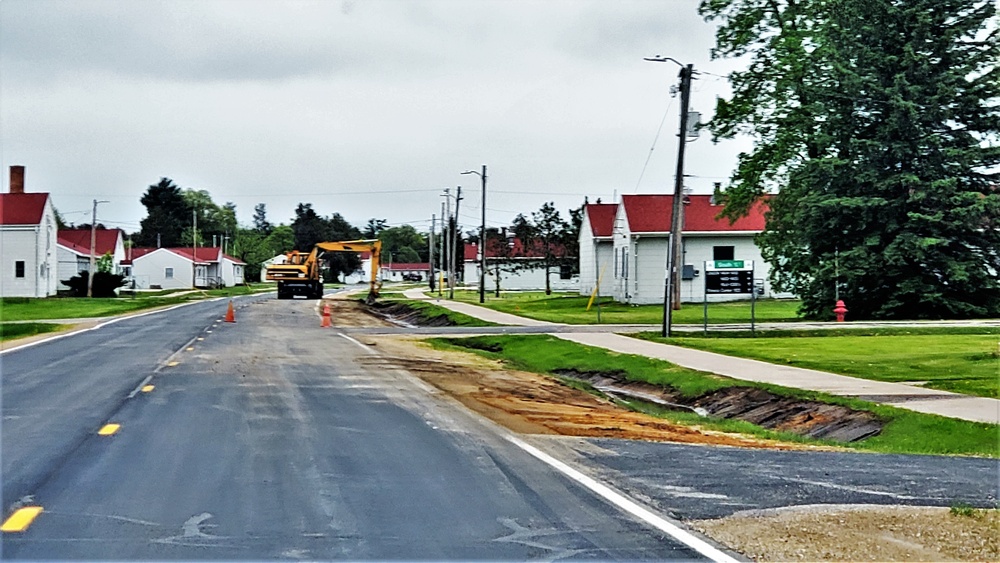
(1, 297, 706, 560)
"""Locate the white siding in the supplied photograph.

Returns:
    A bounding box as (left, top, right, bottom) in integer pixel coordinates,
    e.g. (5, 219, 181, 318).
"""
(466, 260, 579, 292)
(131, 249, 193, 290)
(0, 202, 57, 297)
(56, 245, 88, 290)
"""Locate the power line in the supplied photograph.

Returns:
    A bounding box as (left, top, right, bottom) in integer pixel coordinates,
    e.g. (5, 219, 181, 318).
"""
(633, 95, 675, 193)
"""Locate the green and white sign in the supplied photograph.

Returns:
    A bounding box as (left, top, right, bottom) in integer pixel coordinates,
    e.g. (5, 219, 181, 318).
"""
(710, 260, 747, 269)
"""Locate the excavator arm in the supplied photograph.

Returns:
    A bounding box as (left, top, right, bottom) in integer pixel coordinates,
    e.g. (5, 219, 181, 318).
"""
(314, 239, 382, 303)
(266, 239, 382, 302)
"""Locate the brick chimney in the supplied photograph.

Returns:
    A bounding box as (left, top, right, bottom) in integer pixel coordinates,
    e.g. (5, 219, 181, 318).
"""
(9, 166, 25, 194)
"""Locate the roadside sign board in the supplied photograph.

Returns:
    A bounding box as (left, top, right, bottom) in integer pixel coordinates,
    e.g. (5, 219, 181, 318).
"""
(704, 260, 754, 294)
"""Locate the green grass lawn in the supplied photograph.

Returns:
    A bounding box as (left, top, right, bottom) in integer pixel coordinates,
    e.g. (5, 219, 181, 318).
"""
(390, 299, 495, 327)
(448, 290, 803, 324)
(0, 322, 70, 342)
(641, 330, 1000, 399)
(430, 334, 998, 457)
(0, 284, 273, 322)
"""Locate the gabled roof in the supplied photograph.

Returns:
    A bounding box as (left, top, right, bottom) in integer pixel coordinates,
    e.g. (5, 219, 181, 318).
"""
(584, 203, 618, 237)
(620, 194, 767, 233)
(464, 238, 566, 260)
(58, 229, 122, 256)
(126, 247, 244, 265)
(0, 193, 50, 225)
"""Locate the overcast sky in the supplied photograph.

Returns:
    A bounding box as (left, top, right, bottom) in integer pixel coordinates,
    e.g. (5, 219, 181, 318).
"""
(1, 0, 752, 236)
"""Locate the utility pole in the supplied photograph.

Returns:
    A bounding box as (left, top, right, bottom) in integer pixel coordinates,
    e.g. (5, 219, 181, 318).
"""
(87, 199, 109, 297)
(192, 208, 198, 288)
(462, 165, 488, 303)
(452, 186, 462, 299)
(646, 56, 695, 337)
(443, 189, 451, 298)
(439, 201, 446, 296)
(429, 213, 435, 291)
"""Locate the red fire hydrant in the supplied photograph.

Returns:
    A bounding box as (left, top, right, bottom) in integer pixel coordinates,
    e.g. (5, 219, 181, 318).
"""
(833, 300, 848, 322)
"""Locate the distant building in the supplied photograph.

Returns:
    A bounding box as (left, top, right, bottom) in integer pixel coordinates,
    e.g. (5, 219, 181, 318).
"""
(125, 247, 245, 289)
(463, 239, 578, 292)
(382, 262, 430, 282)
(609, 194, 777, 304)
(56, 228, 126, 290)
(0, 166, 58, 297)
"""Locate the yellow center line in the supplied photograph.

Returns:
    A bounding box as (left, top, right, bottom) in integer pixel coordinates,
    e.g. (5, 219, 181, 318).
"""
(186, 347, 195, 351)
(167, 361, 179, 367)
(197, 338, 204, 341)
(141, 385, 155, 393)
(1, 506, 43, 532)
(98, 423, 120, 436)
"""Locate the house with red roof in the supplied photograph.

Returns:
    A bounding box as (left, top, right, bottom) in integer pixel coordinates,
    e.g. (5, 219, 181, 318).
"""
(611, 194, 774, 304)
(124, 247, 245, 289)
(56, 228, 126, 291)
(463, 236, 578, 292)
(578, 202, 618, 297)
(382, 262, 430, 282)
(0, 166, 58, 297)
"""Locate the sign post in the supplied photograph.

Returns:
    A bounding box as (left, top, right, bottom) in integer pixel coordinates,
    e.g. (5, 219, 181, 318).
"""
(704, 260, 756, 334)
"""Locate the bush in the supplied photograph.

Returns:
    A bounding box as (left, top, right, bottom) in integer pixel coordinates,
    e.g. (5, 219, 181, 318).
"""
(61, 271, 127, 297)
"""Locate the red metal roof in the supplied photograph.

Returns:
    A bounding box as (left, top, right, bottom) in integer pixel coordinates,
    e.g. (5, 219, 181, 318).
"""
(385, 263, 430, 271)
(0, 193, 49, 225)
(620, 194, 767, 233)
(58, 229, 122, 256)
(126, 247, 244, 265)
(584, 203, 618, 237)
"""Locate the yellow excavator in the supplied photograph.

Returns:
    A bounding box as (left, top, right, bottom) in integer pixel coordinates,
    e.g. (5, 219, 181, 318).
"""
(265, 239, 382, 303)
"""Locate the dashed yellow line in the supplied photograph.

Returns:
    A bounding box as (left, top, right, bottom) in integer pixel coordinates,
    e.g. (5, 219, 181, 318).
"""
(186, 347, 195, 351)
(1, 506, 43, 532)
(167, 361, 179, 367)
(197, 338, 204, 341)
(141, 385, 155, 393)
(98, 424, 120, 436)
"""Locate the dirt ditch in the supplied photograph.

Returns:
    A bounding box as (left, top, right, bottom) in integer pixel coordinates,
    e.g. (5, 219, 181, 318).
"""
(553, 369, 884, 442)
(366, 301, 458, 327)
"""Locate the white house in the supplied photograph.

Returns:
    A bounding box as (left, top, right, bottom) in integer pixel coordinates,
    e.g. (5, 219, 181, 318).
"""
(126, 247, 245, 290)
(611, 194, 776, 304)
(56, 228, 126, 290)
(578, 202, 617, 298)
(463, 240, 579, 292)
(0, 166, 58, 298)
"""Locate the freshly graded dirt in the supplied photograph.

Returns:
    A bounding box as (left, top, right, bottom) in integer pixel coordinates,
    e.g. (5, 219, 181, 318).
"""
(330, 298, 996, 561)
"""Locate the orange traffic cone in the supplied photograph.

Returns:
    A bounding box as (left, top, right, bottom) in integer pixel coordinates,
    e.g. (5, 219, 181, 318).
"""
(225, 300, 236, 323)
(320, 302, 331, 328)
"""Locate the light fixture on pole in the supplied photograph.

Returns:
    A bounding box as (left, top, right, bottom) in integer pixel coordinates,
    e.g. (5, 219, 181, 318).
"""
(645, 55, 695, 337)
(461, 165, 487, 304)
(87, 199, 110, 297)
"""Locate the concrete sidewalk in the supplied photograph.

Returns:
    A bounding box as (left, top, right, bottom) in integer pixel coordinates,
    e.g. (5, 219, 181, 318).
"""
(402, 289, 1000, 424)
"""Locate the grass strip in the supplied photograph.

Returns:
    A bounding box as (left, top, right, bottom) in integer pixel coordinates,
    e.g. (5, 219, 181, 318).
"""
(638, 331, 1000, 399)
(0, 322, 70, 342)
(428, 334, 998, 457)
(449, 290, 804, 325)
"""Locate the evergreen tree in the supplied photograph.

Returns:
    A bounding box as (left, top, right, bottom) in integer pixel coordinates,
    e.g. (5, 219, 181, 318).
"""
(253, 203, 273, 235)
(702, 0, 999, 319)
(136, 178, 188, 247)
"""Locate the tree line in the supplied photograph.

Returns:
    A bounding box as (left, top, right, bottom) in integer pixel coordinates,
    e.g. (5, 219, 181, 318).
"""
(127, 177, 583, 286)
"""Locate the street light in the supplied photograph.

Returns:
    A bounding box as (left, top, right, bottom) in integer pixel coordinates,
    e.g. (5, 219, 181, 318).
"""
(645, 55, 695, 337)
(87, 199, 110, 297)
(461, 165, 487, 304)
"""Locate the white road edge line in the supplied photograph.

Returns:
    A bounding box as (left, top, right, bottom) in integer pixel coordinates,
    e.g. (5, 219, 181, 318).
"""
(338, 333, 377, 355)
(505, 435, 740, 563)
(127, 375, 154, 399)
(0, 298, 230, 356)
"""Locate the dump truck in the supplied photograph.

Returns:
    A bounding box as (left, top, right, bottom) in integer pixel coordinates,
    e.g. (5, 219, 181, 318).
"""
(265, 239, 382, 303)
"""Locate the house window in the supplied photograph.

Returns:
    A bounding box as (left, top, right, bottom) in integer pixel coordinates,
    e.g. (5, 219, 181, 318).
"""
(14, 261, 25, 278)
(713, 246, 735, 261)
(165, 267, 174, 279)
(559, 264, 573, 280)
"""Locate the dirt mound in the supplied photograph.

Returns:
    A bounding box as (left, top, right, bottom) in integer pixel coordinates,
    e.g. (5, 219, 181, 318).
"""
(367, 302, 456, 327)
(553, 369, 883, 442)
